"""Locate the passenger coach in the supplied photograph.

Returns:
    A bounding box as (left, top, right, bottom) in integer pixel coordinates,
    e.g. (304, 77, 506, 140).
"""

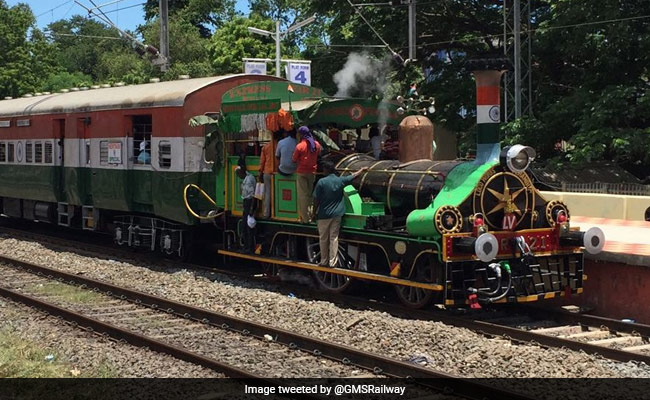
(0, 75, 281, 256)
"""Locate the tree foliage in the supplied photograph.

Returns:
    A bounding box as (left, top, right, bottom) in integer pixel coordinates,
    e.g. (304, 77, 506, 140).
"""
(0, 1, 58, 98)
(504, 0, 650, 169)
(144, 0, 236, 37)
(208, 15, 298, 76)
(1, 0, 649, 171)
(47, 16, 131, 79)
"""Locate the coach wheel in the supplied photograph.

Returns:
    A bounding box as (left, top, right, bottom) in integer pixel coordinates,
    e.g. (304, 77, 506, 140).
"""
(395, 256, 438, 309)
(306, 238, 354, 293)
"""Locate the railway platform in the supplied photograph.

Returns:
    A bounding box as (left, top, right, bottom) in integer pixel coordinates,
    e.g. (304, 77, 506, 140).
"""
(561, 216, 650, 323)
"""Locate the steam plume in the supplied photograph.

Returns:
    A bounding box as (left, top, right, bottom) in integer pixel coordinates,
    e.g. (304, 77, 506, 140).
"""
(333, 52, 390, 98)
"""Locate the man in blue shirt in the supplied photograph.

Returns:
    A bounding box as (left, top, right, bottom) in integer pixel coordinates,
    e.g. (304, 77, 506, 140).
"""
(275, 129, 297, 176)
(312, 161, 367, 267)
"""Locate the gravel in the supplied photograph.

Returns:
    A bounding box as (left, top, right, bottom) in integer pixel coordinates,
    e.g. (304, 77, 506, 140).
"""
(0, 294, 222, 378)
(2, 234, 650, 385)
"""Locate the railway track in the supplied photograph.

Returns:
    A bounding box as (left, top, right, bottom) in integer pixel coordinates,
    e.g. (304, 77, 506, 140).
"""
(0, 252, 529, 400)
(3, 224, 650, 368)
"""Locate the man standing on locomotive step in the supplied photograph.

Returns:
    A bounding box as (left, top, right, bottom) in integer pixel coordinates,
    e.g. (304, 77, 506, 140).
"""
(237, 157, 257, 253)
(275, 129, 297, 176)
(259, 130, 282, 218)
(292, 126, 321, 223)
(313, 161, 368, 267)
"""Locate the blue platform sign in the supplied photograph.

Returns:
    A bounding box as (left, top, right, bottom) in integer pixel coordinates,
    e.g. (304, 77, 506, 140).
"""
(244, 61, 267, 75)
(287, 62, 311, 86)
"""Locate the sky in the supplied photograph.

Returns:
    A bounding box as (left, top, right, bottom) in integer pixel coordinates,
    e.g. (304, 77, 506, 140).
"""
(7, 0, 251, 33)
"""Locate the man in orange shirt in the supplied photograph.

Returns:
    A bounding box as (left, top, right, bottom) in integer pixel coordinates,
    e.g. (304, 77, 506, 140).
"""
(259, 130, 282, 218)
(292, 126, 321, 223)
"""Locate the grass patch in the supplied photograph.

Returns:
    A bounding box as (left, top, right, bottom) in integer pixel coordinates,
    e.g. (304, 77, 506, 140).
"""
(0, 326, 70, 377)
(0, 326, 120, 378)
(26, 282, 103, 304)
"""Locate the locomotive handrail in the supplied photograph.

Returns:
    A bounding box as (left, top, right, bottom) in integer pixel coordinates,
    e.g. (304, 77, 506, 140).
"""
(183, 183, 220, 220)
(338, 167, 443, 177)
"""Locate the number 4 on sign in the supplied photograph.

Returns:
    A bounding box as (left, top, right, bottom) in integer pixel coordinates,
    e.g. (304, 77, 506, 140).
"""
(294, 71, 307, 84)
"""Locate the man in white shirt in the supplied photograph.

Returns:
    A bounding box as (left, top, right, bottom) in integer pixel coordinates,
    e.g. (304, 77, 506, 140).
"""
(237, 157, 257, 253)
(369, 126, 384, 159)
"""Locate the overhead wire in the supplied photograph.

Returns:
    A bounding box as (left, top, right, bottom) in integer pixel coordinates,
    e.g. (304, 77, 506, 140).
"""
(36, 0, 75, 18)
(410, 13, 650, 50)
(45, 32, 124, 40)
(345, 0, 401, 59)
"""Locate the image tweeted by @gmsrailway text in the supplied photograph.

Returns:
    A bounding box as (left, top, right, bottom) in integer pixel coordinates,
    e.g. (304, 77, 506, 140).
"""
(245, 383, 407, 396)
(5, 378, 650, 400)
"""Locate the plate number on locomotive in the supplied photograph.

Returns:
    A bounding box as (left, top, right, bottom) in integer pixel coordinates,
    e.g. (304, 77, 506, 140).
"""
(500, 235, 547, 252)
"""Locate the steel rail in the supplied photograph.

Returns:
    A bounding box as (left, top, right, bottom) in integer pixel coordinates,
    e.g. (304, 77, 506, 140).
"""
(0, 254, 531, 400)
(3, 225, 650, 366)
(521, 305, 650, 338)
(0, 286, 262, 380)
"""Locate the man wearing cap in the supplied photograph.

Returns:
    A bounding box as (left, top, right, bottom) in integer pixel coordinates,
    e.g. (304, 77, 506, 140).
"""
(237, 156, 257, 253)
(292, 126, 321, 223)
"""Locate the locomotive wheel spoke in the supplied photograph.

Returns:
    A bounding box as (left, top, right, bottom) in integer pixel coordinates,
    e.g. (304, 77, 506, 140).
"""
(395, 256, 439, 309)
(306, 238, 353, 293)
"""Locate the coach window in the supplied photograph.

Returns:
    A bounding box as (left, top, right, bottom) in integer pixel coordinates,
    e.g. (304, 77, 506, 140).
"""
(7, 143, 14, 163)
(45, 141, 53, 164)
(0, 142, 5, 163)
(132, 115, 152, 165)
(25, 141, 33, 163)
(100, 141, 108, 165)
(34, 142, 42, 163)
(159, 141, 171, 169)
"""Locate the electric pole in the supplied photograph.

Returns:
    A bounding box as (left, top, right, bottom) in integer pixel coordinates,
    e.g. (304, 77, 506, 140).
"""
(407, 0, 416, 62)
(503, 0, 533, 121)
(159, 0, 170, 71)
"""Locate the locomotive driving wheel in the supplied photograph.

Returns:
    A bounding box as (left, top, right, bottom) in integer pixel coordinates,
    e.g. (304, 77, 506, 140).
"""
(305, 238, 354, 293)
(395, 255, 440, 309)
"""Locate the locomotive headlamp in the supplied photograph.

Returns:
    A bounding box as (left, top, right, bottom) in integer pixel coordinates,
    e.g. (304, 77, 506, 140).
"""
(559, 227, 605, 254)
(453, 232, 499, 262)
(475, 233, 499, 262)
(500, 145, 536, 173)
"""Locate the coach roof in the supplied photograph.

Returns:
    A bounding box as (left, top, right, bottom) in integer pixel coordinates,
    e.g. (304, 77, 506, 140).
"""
(0, 75, 241, 117)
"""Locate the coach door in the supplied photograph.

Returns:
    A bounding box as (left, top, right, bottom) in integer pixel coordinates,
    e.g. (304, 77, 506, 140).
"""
(129, 115, 153, 212)
(53, 119, 65, 201)
(76, 117, 92, 205)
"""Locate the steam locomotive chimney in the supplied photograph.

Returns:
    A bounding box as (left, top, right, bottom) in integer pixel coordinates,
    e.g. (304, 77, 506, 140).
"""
(469, 59, 509, 163)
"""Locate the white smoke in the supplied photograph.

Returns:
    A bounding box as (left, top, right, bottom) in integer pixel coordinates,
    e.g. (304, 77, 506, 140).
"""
(333, 52, 391, 98)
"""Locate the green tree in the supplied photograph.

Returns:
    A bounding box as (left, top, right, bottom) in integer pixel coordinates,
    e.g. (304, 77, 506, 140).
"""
(208, 15, 298, 75)
(144, 0, 236, 37)
(46, 15, 132, 79)
(140, 16, 214, 80)
(504, 0, 650, 169)
(95, 51, 152, 84)
(42, 71, 93, 92)
(0, 1, 59, 98)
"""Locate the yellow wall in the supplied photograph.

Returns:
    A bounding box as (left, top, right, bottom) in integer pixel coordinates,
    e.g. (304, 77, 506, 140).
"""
(541, 191, 650, 221)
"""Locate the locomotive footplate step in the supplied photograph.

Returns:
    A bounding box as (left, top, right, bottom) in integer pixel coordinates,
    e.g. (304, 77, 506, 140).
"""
(218, 249, 444, 291)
